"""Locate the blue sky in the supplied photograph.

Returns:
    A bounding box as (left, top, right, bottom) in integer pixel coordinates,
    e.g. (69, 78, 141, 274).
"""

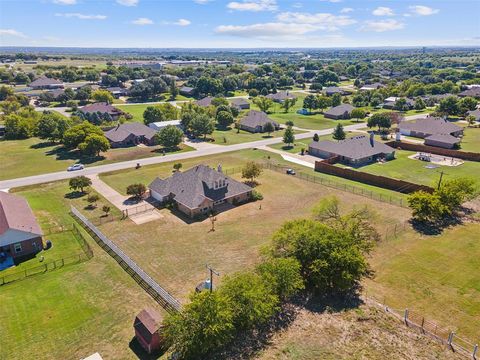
(0, 0, 479, 48)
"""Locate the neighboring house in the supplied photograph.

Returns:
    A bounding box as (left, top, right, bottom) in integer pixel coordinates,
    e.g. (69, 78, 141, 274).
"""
(46, 88, 65, 100)
(229, 98, 250, 110)
(266, 91, 296, 103)
(0, 192, 43, 261)
(0, 125, 5, 138)
(179, 86, 195, 96)
(106, 87, 128, 98)
(382, 98, 415, 110)
(148, 120, 183, 132)
(133, 308, 165, 355)
(323, 104, 355, 120)
(29, 76, 64, 90)
(238, 110, 280, 133)
(398, 117, 464, 138)
(104, 123, 157, 147)
(420, 93, 453, 104)
(149, 164, 253, 218)
(360, 82, 385, 91)
(424, 134, 461, 149)
(308, 134, 395, 166)
(467, 109, 480, 122)
(195, 96, 214, 107)
(79, 102, 125, 121)
(324, 87, 351, 96)
(458, 88, 480, 98)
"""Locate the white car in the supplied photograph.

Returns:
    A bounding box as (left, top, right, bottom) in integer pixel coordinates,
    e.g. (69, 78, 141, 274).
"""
(67, 164, 85, 172)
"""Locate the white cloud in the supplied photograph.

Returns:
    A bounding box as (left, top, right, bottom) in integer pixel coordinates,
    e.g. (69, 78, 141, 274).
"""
(55, 13, 107, 20)
(52, 0, 77, 5)
(174, 19, 191, 26)
(227, 0, 277, 12)
(0, 29, 27, 38)
(340, 7, 353, 14)
(116, 0, 138, 6)
(215, 22, 319, 38)
(132, 17, 153, 25)
(408, 5, 439, 16)
(292, 2, 302, 8)
(372, 7, 394, 16)
(276, 12, 356, 30)
(362, 19, 404, 32)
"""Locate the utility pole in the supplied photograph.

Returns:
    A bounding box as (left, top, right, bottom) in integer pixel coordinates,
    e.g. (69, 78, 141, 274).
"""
(206, 264, 219, 293)
(437, 171, 444, 190)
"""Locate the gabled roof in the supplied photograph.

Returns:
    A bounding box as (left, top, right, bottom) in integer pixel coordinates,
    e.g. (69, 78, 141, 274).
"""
(0, 192, 42, 237)
(399, 117, 463, 136)
(266, 91, 295, 101)
(195, 97, 213, 107)
(104, 123, 157, 142)
(229, 98, 249, 106)
(239, 110, 278, 129)
(425, 133, 461, 145)
(324, 104, 355, 117)
(149, 164, 252, 209)
(80, 102, 124, 115)
(309, 135, 394, 161)
(29, 76, 63, 87)
(459, 88, 480, 97)
(180, 86, 194, 93)
(134, 308, 163, 334)
(467, 109, 480, 120)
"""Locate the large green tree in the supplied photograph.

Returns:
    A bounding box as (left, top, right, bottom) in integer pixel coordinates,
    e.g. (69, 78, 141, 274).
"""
(153, 125, 183, 150)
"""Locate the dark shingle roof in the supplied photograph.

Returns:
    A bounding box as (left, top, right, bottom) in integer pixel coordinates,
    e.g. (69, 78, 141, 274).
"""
(467, 109, 480, 121)
(266, 92, 295, 101)
(104, 123, 157, 142)
(425, 133, 460, 145)
(29, 76, 63, 87)
(149, 164, 252, 209)
(309, 135, 394, 161)
(80, 102, 124, 116)
(229, 98, 249, 106)
(399, 117, 462, 136)
(239, 110, 278, 129)
(324, 104, 355, 117)
(459, 88, 480, 97)
(195, 97, 213, 107)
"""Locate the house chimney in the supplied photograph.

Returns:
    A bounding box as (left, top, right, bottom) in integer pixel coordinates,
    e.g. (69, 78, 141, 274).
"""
(370, 132, 374, 147)
(217, 164, 222, 173)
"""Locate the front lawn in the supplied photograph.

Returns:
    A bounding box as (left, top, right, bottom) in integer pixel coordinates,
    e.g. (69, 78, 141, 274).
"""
(460, 126, 480, 152)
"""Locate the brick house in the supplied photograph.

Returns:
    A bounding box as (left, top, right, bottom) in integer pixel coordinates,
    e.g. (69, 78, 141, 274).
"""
(399, 117, 464, 138)
(323, 104, 355, 120)
(149, 164, 253, 218)
(104, 123, 158, 147)
(29, 76, 64, 89)
(79, 102, 125, 121)
(238, 110, 280, 133)
(0, 192, 43, 261)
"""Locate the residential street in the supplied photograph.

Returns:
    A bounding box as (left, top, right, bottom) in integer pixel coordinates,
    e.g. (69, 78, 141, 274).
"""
(0, 123, 367, 190)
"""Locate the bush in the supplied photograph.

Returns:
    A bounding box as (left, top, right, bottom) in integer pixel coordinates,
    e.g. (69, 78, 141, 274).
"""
(251, 190, 263, 201)
(126, 183, 147, 199)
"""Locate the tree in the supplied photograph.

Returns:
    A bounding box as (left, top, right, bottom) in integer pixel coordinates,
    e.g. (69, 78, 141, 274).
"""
(216, 110, 234, 129)
(253, 96, 274, 113)
(280, 98, 297, 113)
(36, 111, 71, 143)
(0, 85, 14, 101)
(332, 123, 346, 141)
(466, 115, 476, 127)
(315, 95, 331, 112)
(414, 98, 426, 110)
(87, 193, 100, 208)
(164, 291, 235, 360)
(153, 125, 183, 150)
(4, 113, 37, 139)
(63, 122, 103, 149)
(220, 271, 279, 330)
(190, 113, 215, 140)
(438, 96, 459, 116)
(313, 133, 319, 142)
(458, 96, 478, 115)
(303, 94, 316, 113)
(170, 83, 179, 100)
(283, 125, 295, 147)
(241, 161, 262, 183)
(350, 108, 367, 123)
(331, 93, 342, 107)
(69, 176, 92, 193)
(368, 112, 391, 132)
(394, 98, 409, 111)
(143, 106, 165, 125)
(263, 121, 275, 136)
(78, 134, 110, 157)
(407, 191, 446, 223)
(270, 219, 371, 292)
(91, 90, 114, 104)
(102, 205, 111, 216)
(126, 183, 147, 200)
(173, 163, 183, 172)
(256, 258, 304, 300)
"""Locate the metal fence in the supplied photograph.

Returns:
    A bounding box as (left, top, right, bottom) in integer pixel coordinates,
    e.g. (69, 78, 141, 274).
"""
(70, 205, 181, 313)
(0, 226, 93, 286)
(366, 296, 479, 359)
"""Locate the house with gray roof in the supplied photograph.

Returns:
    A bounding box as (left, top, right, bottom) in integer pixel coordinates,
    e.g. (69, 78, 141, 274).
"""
(324, 104, 355, 120)
(458, 88, 480, 98)
(80, 102, 125, 121)
(324, 87, 352, 96)
(148, 164, 253, 218)
(266, 91, 296, 103)
(104, 123, 157, 147)
(398, 117, 463, 138)
(238, 110, 279, 133)
(382, 98, 415, 110)
(179, 86, 195, 96)
(29, 76, 64, 90)
(467, 109, 480, 122)
(195, 96, 213, 107)
(308, 134, 395, 166)
(424, 134, 461, 149)
(229, 97, 250, 110)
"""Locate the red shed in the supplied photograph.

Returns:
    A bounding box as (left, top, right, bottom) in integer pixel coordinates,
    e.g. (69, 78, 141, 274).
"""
(133, 308, 165, 354)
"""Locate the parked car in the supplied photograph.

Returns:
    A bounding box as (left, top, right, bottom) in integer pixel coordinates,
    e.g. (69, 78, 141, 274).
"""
(286, 168, 296, 175)
(67, 164, 84, 171)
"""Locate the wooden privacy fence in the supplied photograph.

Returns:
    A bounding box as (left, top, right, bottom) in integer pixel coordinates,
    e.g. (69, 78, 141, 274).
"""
(70, 205, 181, 313)
(386, 140, 480, 162)
(0, 225, 93, 286)
(314, 161, 434, 194)
(366, 296, 479, 359)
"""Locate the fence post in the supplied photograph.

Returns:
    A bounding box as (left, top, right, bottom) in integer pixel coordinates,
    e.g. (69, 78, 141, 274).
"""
(448, 332, 455, 349)
(421, 317, 425, 334)
(404, 309, 409, 325)
(473, 344, 478, 359)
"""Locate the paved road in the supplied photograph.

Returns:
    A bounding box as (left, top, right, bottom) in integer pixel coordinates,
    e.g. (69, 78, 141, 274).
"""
(0, 123, 367, 190)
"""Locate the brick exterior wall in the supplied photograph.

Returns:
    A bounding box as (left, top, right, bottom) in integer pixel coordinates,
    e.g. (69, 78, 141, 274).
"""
(9, 236, 43, 259)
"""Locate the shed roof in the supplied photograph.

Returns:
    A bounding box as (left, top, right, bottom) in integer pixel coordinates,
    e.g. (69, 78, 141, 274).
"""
(134, 308, 163, 334)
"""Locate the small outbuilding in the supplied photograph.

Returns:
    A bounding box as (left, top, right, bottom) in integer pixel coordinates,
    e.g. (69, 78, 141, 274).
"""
(133, 308, 165, 354)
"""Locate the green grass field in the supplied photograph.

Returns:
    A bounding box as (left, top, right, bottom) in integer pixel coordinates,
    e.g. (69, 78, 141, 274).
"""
(0, 137, 194, 181)
(461, 127, 480, 152)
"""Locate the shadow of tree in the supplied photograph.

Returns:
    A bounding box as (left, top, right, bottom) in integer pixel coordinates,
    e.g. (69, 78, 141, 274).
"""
(45, 146, 105, 164)
(410, 213, 467, 236)
(30, 141, 57, 149)
(64, 191, 87, 199)
(128, 337, 167, 360)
